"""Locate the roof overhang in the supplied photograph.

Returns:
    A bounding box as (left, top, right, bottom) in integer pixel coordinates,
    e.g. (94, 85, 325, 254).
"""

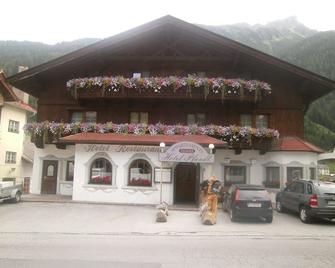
(6, 15, 335, 99)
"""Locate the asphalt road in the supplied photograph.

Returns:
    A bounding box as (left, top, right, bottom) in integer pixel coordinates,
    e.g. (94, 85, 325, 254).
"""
(0, 202, 335, 267)
(0, 233, 335, 268)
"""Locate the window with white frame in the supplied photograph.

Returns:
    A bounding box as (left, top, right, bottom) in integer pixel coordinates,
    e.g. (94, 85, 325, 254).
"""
(5, 151, 17, 164)
(8, 120, 19, 133)
(224, 166, 246, 187)
(66, 161, 74, 181)
(309, 167, 316, 180)
(89, 158, 112, 185)
(287, 167, 303, 184)
(264, 167, 280, 188)
(128, 159, 152, 187)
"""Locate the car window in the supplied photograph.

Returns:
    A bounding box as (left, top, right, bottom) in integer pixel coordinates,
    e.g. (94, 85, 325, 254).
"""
(294, 182, 305, 194)
(317, 184, 335, 195)
(286, 182, 297, 192)
(306, 184, 313, 195)
(239, 190, 269, 200)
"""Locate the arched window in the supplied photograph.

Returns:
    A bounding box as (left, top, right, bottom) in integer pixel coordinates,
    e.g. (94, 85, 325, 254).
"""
(128, 159, 152, 187)
(90, 158, 112, 185)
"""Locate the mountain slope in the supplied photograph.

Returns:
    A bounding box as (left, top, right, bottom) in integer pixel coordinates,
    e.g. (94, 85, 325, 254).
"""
(0, 38, 99, 75)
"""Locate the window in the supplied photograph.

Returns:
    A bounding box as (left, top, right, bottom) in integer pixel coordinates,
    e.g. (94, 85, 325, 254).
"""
(71, 111, 97, 123)
(187, 113, 205, 125)
(224, 166, 246, 187)
(255, 115, 268, 128)
(128, 159, 152, 187)
(8, 120, 19, 133)
(240, 114, 252, 127)
(306, 183, 313, 195)
(287, 167, 303, 184)
(264, 167, 280, 188)
(66, 161, 74, 181)
(5, 151, 17, 164)
(309, 167, 316, 180)
(294, 182, 305, 194)
(130, 112, 148, 124)
(90, 158, 112, 185)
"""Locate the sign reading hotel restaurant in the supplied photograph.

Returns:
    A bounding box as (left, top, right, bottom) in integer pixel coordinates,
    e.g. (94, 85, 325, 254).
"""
(159, 141, 214, 163)
(84, 144, 160, 153)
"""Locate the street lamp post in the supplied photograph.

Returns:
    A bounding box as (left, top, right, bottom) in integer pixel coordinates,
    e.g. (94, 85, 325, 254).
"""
(159, 142, 166, 204)
(208, 143, 215, 176)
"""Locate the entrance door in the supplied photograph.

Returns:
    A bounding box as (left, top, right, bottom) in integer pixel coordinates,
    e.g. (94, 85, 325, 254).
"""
(41, 160, 58, 194)
(174, 163, 197, 204)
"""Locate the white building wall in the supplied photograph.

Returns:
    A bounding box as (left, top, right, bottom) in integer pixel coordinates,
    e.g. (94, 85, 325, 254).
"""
(0, 104, 28, 184)
(30, 145, 75, 195)
(30, 143, 319, 205)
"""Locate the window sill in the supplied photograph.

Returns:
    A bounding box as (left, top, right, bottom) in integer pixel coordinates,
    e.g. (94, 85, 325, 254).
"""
(83, 184, 117, 189)
(121, 186, 158, 192)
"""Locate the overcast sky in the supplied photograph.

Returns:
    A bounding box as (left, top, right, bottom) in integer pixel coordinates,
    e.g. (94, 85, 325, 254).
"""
(1, 0, 334, 44)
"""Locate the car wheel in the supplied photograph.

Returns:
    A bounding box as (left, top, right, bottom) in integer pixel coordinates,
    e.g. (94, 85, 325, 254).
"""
(13, 192, 22, 203)
(299, 206, 312, 224)
(265, 216, 273, 223)
(276, 201, 285, 213)
(229, 209, 236, 222)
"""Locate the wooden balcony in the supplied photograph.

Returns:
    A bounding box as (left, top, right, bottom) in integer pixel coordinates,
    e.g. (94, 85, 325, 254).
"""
(28, 122, 278, 154)
(72, 86, 264, 102)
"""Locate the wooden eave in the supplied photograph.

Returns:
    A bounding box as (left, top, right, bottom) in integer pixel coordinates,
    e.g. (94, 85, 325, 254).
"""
(6, 15, 335, 97)
(0, 72, 18, 101)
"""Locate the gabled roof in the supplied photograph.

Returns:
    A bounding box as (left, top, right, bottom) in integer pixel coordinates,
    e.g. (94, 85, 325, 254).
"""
(272, 136, 324, 153)
(6, 15, 335, 96)
(0, 71, 36, 112)
(0, 71, 18, 101)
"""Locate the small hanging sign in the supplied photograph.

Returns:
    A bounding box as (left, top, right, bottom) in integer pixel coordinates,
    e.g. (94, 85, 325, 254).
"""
(159, 141, 214, 163)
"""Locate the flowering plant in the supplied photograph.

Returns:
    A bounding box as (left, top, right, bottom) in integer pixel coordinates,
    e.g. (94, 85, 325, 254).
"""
(24, 121, 279, 148)
(66, 75, 272, 98)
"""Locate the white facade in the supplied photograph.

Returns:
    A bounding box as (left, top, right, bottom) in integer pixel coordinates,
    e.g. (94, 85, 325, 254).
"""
(0, 102, 31, 184)
(30, 143, 319, 204)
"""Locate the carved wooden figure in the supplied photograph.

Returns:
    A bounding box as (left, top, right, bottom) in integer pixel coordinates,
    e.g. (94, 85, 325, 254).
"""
(200, 176, 221, 225)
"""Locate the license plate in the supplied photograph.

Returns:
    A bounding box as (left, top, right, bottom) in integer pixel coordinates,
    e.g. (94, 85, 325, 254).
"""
(247, 203, 261, 208)
(328, 201, 335, 205)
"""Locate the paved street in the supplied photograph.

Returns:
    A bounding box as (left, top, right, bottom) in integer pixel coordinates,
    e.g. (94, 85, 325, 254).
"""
(0, 202, 335, 267)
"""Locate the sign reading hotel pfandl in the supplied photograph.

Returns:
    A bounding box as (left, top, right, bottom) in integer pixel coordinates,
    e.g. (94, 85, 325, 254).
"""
(159, 141, 214, 163)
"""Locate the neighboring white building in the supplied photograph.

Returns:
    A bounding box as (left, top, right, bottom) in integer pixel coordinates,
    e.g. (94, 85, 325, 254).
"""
(0, 71, 36, 185)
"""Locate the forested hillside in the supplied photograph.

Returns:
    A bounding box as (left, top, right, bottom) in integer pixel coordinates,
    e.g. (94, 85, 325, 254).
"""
(0, 18, 334, 150)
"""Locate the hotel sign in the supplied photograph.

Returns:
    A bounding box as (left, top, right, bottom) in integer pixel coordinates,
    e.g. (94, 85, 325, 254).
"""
(159, 141, 214, 163)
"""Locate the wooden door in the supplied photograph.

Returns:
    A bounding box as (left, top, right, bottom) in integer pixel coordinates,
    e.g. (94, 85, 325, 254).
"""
(174, 163, 196, 204)
(41, 160, 58, 194)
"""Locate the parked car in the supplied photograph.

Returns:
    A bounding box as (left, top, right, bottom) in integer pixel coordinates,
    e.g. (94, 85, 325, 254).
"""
(223, 184, 273, 223)
(276, 179, 335, 223)
(0, 181, 22, 203)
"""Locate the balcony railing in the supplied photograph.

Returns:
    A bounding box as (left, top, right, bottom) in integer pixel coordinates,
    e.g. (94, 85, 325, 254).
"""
(66, 75, 272, 102)
(24, 121, 279, 153)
